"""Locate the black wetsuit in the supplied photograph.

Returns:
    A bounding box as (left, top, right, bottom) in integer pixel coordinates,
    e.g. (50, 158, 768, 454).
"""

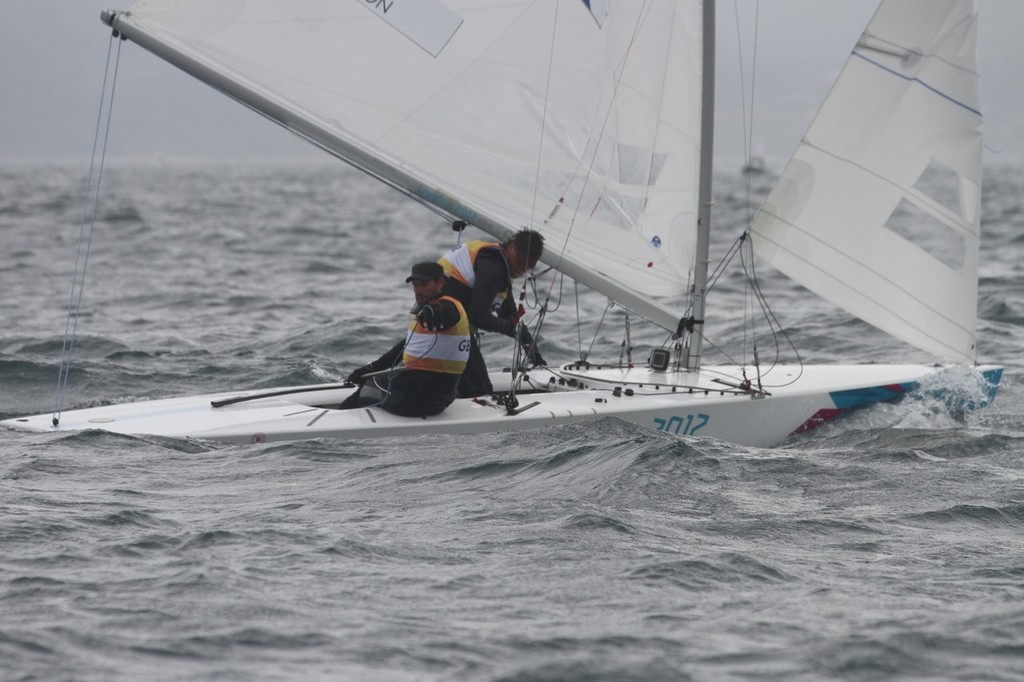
(442, 246, 519, 399)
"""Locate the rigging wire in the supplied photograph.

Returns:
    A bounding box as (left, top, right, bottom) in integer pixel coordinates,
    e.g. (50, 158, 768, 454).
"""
(739, 234, 804, 388)
(744, 2, 762, 387)
(733, 0, 761, 225)
(574, 280, 584, 360)
(726, 0, 788, 391)
(731, 0, 804, 389)
(617, 312, 633, 368)
(731, 0, 758, 369)
(52, 34, 122, 427)
(699, 227, 804, 390)
(504, 0, 563, 399)
(585, 299, 615, 362)
(528, 0, 561, 233)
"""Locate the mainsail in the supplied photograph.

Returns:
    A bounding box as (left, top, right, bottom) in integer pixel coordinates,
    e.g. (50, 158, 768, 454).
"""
(750, 0, 982, 363)
(105, 0, 704, 333)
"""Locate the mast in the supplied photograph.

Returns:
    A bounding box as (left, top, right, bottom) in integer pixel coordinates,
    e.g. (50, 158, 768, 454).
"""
(684, 0, 715, 371)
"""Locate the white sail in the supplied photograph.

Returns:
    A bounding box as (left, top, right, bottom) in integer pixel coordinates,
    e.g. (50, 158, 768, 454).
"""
(750, 0, 982, 363)
(109, 0, 703, 331)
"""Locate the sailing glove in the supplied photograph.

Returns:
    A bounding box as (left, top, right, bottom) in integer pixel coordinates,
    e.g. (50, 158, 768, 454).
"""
(500, 315, 520, 337)
(346, 364, 373, 384)
(417, 303, 445, 331)
(517, 326, 545, 366)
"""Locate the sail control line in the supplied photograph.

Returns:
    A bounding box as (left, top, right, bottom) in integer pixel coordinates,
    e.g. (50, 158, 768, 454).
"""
(52, 33, 123, 427)
(504, 271, 548, 416)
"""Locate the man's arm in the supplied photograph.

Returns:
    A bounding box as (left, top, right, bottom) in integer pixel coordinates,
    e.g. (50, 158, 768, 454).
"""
(368, 340, 405, 372)
(346, 339, 405, 383)
(467, 253, 514, 336)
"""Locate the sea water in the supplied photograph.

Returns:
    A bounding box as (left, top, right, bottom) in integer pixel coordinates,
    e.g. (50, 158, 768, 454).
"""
(2, 161, 1022, 681)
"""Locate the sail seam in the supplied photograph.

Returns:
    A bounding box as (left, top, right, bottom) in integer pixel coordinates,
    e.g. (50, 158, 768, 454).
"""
(851, 51, 981, 117)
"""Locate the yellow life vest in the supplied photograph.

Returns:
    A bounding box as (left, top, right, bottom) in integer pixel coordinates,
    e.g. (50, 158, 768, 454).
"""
(402, 295, 471, 375)
(438, 240, 511, 311)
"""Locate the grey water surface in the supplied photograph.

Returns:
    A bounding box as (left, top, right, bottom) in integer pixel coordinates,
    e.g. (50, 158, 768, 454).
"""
(2, 161, 1023, 681)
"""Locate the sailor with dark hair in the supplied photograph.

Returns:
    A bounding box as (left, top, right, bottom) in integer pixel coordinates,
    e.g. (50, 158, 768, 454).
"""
(438, 228, 545, 398)
(339, 261, 470, 417)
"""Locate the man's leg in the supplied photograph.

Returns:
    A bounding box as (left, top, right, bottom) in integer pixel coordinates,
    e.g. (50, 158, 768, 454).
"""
(456, 334, 493, 399)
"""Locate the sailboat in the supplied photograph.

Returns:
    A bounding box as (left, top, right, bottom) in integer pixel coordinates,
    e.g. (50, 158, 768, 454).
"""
(2, 0, 1001, 447)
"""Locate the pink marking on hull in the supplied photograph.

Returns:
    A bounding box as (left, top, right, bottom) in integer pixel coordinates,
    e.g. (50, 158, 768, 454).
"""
(790, 408, 846, 436)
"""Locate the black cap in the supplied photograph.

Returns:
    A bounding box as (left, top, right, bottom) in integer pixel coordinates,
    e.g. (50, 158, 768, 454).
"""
(405, 261, 444, 283)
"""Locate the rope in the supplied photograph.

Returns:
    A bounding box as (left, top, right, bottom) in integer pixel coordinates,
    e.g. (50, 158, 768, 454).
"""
(574, 280, 583, 360)
(697, 229, 804, 389)
(52, 34, 122, 427)
(585, 299, 614, 361)
(506, 303, 548, 412)
(739, 231, 803, 388)
(617, 312, 633, 368)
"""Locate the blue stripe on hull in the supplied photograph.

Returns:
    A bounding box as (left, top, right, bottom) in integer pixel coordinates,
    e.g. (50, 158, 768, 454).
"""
(829, 382, 917, 410)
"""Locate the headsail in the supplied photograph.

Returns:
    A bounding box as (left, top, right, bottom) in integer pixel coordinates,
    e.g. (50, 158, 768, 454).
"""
(750, 0, 982, 363)
(105, 1, 703, 333)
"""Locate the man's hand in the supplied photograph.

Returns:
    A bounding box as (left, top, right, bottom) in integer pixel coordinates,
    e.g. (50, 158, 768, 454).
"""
(346, 364, 373, 384)
(417, 303, 446, 331)
(517, 326, 545, 366)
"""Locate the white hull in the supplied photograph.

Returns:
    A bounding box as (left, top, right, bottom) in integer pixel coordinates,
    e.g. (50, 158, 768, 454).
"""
(2, 364, 1002, 448)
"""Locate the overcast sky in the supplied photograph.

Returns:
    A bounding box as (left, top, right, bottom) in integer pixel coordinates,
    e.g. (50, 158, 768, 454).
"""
(2, 1, 1021, 168)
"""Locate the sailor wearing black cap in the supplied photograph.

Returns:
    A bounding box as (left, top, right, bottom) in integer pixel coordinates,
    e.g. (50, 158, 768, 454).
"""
(337, 262, 470, 417)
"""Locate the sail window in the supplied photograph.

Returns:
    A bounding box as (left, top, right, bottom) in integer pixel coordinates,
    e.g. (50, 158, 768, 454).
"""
(617, 144, 666, 186)
(883, 198, 965, 271)
(913, 158, 962, 218)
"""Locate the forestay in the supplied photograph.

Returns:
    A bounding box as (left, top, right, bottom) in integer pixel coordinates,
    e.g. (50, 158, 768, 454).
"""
(110, 0, 703, 331)
(750, 0, 982, 363)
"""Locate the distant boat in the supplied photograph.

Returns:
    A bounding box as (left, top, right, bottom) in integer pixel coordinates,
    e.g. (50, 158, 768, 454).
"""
(3, 0, 1001, 447)
(742, 156, 767, 175)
